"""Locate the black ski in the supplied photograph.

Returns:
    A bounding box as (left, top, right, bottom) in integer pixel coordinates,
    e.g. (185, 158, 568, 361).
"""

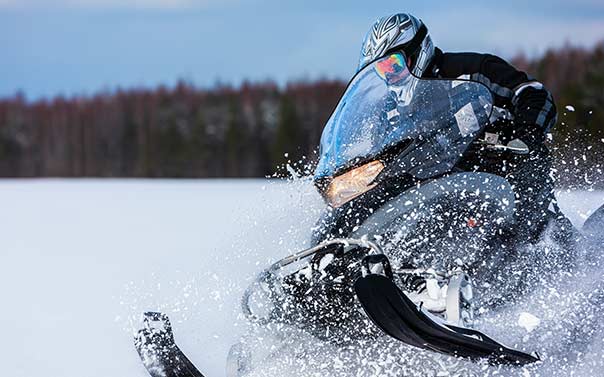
(134, 312, 206, 377)
(354, 256, 539, 365)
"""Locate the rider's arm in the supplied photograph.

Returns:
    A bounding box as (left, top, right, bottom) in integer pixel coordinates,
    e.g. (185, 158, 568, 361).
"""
(434, 51, 557, 145)
(478, 54, 557, 145)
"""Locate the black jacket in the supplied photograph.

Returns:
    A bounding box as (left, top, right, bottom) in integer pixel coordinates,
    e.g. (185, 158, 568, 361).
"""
(425, 48, 557, 143)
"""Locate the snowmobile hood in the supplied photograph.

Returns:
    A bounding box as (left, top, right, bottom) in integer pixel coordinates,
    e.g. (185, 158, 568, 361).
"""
(314, 52, 494, 183)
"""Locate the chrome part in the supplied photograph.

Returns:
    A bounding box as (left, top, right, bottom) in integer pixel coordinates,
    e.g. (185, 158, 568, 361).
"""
(241, 238, 383, 323)
(446, 273, 475, 327)
(393, 267, 475, 327)
(506, 139, 530, 154)
(476, 136, 530, 155)
(272, 238, 383, 269)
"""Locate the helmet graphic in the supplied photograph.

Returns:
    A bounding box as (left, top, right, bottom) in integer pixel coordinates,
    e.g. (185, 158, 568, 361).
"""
(358, 13, 435, 77)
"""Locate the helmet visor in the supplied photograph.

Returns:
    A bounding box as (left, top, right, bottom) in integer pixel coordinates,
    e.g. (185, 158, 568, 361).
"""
(374, 53, 410, 83)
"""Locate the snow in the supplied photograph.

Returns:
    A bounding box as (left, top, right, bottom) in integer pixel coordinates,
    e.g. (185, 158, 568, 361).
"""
(1, 179, 603, 377)
(518, 312, 541, 333)
(0, 179, 322, 377)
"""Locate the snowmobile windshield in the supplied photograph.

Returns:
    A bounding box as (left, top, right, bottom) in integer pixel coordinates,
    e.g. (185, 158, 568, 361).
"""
(314, 52, 493, 181)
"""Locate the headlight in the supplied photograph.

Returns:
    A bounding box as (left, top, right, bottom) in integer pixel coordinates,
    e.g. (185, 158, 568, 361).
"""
(324, 160, 385, 208)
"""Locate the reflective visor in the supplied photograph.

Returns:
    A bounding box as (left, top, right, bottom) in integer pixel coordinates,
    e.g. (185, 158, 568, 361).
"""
(374, 53, 409, 82)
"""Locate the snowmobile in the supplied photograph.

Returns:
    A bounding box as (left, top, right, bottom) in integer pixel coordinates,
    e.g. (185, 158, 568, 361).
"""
(134, 52, 604, 377)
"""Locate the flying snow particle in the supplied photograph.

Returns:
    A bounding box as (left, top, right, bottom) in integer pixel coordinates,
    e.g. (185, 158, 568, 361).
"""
(565, 105, 575, 112)
(518, 312, 541, 332)
(286, 164, 299, 179)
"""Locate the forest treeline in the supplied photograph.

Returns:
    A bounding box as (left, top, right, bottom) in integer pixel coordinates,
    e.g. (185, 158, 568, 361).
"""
(0, 42, 603, 183)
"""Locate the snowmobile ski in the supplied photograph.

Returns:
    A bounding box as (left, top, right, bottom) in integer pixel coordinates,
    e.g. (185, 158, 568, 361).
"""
(354, 254, 539, 365)
(135, 312, 206, 377)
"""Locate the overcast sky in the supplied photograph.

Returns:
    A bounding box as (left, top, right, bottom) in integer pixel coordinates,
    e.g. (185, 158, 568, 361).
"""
(2, 0, 604, 99)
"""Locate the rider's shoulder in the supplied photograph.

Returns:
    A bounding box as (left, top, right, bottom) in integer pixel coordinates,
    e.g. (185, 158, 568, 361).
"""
(436, 49, 514, 78)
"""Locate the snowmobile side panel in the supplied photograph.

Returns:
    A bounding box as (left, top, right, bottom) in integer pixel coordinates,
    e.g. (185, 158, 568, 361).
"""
(354, 274, 539, 365)
(135, 312, 206, 377)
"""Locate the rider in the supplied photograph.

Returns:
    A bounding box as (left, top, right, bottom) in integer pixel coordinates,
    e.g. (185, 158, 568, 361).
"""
(358, 13, 559, 241)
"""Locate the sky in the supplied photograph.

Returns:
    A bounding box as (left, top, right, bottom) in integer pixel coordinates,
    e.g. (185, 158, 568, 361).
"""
(1, 0, 604, 100)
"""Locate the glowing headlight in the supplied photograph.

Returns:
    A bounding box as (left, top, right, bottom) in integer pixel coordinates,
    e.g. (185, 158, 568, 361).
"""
(324, 160, 385, 208)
